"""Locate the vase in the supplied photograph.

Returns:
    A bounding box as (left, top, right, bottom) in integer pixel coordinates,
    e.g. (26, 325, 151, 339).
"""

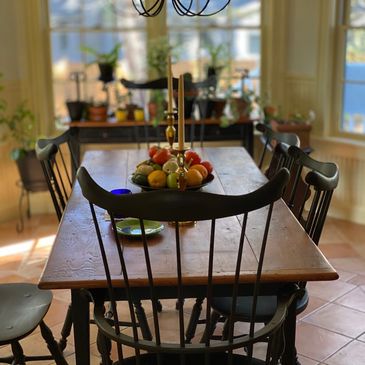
(66, 101, 86, 121)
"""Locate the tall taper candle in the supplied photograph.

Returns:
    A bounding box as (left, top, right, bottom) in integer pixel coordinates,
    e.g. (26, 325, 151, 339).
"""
(178, 74, 185, 150)
(167, 55, 173, 113)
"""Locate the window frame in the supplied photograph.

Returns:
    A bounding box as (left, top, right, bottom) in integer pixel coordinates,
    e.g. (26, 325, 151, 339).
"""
(333, 0, 365, 140)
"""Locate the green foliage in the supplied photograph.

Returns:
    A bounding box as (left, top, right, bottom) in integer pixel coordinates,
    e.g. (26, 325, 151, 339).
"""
(147, 37, 174, 78)
(81, 43, 122, 68)
(0, 73, 36, 159)
(149, 90, 165, 127)
(205, 43, 228, 70)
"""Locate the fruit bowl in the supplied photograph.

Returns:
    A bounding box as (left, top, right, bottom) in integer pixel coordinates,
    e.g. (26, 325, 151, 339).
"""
(131, 145, 215, 191)
(129, 173, 214, 192)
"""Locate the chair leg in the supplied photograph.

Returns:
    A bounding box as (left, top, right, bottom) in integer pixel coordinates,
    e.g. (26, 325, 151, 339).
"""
(185, 297, 204, 343)
(97, 329, 113, 365)
(16, 187, 26, 233)
(58, 304, 73, 351)
(39, 321, 68, 365)
(11, 341, 25, 365)
(200, 310, 221, 343)
(134, 300, 152, 340)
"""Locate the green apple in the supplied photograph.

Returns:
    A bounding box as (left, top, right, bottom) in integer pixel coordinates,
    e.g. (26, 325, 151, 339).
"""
(166, 172, 179, 189)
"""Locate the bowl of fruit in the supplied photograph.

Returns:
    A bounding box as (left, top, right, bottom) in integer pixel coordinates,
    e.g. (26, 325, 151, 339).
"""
(130, 145, 214, 191)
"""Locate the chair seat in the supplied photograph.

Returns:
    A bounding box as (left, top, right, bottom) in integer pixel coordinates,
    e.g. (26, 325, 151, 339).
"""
(115, 352, 266, 365)
(211, 289, 309, 322)
(0, 283, 52, 344)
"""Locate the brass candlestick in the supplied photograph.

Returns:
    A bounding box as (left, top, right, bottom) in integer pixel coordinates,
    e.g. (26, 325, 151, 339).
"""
(176, 150, 187, 191)
(165, 112, 176, 149)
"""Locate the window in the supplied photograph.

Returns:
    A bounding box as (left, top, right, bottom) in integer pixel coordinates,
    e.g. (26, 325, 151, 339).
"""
(48, 0, 261, 120)
(49, 0, 147, 120)
(339, 0, 365, 135)
(167, 0, 261, 97)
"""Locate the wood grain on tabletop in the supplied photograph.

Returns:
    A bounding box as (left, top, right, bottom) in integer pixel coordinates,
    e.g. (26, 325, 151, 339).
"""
(39, 147, 338, 290)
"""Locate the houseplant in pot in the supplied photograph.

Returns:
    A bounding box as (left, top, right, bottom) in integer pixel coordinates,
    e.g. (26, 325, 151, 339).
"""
(198, 43, 228, 119)
(81, 42, 121, 84)
(0, 73, 48, 230)
(146, 37, 174, 125)
(270, 110, 315, 151)
(66, 71, 86, 121)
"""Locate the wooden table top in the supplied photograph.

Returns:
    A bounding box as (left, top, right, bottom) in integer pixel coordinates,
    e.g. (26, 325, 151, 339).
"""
(39, 147, 338, 290)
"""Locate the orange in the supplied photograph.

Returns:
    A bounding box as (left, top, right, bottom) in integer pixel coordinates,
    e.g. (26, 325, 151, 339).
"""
(190, 164, 208, 179)
(147, 170, 167, 188)
(186, 169, 203, 187)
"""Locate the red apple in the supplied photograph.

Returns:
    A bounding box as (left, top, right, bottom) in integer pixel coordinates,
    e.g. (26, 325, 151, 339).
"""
(152, 148, 171, 165)
(148, 145, 160, 158)
(200, 160, 213, 174)
(185, 150, 201, 166)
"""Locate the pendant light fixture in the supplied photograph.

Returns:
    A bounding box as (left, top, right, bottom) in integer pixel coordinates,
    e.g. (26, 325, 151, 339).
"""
(132, 0, 230, 17)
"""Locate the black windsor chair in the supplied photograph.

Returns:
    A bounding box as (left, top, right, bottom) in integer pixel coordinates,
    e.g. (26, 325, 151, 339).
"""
(35, 131, 79, 352)
(0, 283, 68, 364)
(256, 122, 300, 172)
(76, 165, 302, 365)
(36, 134, 154, 364)
(203, 146, 339, 364)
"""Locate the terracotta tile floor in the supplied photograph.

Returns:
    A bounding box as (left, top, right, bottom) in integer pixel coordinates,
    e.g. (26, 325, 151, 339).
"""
(0, 214, 365, 364)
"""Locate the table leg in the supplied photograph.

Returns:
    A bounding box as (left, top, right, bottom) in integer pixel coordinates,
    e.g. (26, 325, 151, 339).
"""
(71, 289, 90, 365)
(281, 297, 300, 365)
(242, 122, 254, 157)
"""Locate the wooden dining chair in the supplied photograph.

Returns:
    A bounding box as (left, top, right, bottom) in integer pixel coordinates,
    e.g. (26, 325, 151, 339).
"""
(256, 122, 300, 171)
(76, 165, 302, 365)
(202, 146, 339, 364)
(35, 133, 79, 352)
(36, 130, 78, 220)
(0, 283, 67, 365)
(36, 136, 155, 363)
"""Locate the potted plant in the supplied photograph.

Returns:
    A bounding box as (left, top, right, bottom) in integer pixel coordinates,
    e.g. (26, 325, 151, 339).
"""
(0, 74, 47, 195)
(81, 43, 122, 84)
(269, 110, 315, 151)
(204, 43, 228, 82)
(66, 71, 86, 121)
(198, 44, 229, 119)
(146, 37, 174, 125)
(87, 100, 108, 122)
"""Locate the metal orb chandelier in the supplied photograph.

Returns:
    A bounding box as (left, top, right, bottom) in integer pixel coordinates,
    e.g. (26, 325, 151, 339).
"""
(132, 0, 231, 17)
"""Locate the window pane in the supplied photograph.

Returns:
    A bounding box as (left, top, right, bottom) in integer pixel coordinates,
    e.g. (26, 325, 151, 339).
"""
(231, 0, 261, 27)
(345, 29, 365, 66)
(169, 31, 201, 78)
(350, 0, 365, 26)
(342, 28, 365, 134)
(82, 1, 117, 28)
(49, 0, 82, 27)
(341, 83, 365, 133)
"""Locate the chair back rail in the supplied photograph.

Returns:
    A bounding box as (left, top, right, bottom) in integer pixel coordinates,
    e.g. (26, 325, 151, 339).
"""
(287, 146, 339, 245)
(36, 130, 78, 221)
(77, 166, 294, 365)
(256, 123, 300, 170)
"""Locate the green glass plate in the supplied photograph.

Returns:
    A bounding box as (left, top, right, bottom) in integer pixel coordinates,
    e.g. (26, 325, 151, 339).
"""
(116, 218, 164, 237)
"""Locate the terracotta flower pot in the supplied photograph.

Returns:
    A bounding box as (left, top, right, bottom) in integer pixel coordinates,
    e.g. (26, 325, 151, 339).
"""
(270, 119, 312, 150)
(88, 105, 108, 122)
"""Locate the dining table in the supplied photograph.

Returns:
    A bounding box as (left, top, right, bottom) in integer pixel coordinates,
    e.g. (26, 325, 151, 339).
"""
(38, 146, 338, 365)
